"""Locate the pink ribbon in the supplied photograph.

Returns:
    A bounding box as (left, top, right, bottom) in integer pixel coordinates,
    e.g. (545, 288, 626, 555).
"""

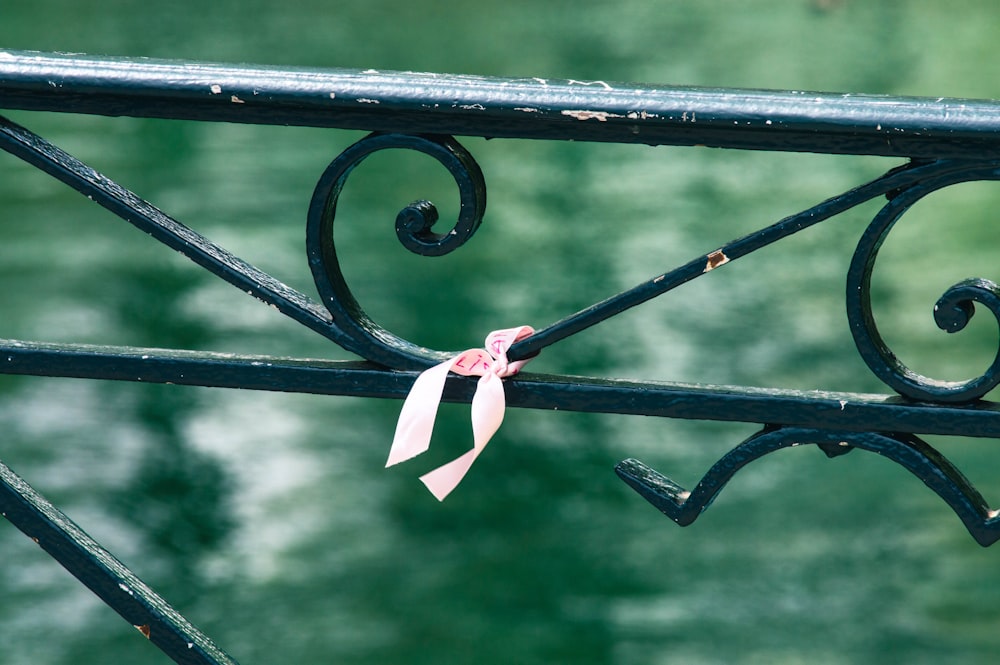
(386, 325, 535, 500)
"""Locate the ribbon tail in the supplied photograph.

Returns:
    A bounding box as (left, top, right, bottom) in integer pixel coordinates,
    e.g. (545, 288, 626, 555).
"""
(418, 373, 507, 501)
(470, 372, 506, 446)
(386, 360, 455, 467)
(419, 449, 481, 501)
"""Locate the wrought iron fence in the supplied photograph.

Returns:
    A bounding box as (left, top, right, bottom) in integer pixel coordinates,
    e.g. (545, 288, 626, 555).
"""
(3, 49, 1000, 664)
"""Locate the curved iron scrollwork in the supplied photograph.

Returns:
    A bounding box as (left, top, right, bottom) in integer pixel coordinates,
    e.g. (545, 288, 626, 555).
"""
(12, 52, 1000, 665)
(306, 132, 487, 370)
(0, 111, 1000, 545)
(615, 427, 1000, 546)
(847, 162, 1000, 403)
(3, 111, 1000, 549)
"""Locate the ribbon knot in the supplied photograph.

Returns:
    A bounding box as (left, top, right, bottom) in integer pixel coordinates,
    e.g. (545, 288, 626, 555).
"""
(386, 325, 535, 500)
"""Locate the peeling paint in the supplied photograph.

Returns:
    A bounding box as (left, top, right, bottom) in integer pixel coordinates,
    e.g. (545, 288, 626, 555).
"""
(561, 109, 619, 122)
(653, 274, 665, 283)
(514, 107, 539, 113)
(839, 400, 848, 410)
(568, 79, 613, 90)
(329, 92, 336, 99)
(681, 111, 697, 123)
(230, 95, 244, 104)
(704, 249, 729, 272)
(210, 84, 222, 94)
(135, 624, 151, 639)
(356, 98, 380, 104)
(460, 103, 486, 110)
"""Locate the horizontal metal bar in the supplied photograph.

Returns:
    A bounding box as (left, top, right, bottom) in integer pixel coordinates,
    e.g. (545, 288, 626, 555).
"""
(4, 50, 1000, 159)
(4, 338, 1000, 439)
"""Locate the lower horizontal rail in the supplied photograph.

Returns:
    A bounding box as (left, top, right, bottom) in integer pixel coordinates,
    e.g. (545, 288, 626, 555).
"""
(3, 338, 1000, 439)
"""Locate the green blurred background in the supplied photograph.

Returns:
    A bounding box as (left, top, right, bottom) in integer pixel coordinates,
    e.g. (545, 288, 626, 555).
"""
(3, 1, 1000, 663)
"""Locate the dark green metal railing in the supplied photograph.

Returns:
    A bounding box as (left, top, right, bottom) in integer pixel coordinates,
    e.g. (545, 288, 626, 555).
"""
(3, 49, 1000, 664)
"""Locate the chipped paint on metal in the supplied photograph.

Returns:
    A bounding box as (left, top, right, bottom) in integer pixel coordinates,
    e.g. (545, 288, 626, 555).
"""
(561, 110, 621, 122)
(568, 79, 613, 90)
(704, 249, 730, 272)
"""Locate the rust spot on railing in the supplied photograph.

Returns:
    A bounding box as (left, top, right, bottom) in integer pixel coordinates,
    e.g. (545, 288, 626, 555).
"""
(704, 249, 730, 272)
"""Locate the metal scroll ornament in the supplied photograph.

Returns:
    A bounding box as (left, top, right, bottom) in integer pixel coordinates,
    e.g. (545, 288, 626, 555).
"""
(306, 132, 488, 370)
(612, 159, 1000, 544)
(616, 427, 1000, 546)
(847, 164, 1000, 403)
(5, 109, 1000, 545)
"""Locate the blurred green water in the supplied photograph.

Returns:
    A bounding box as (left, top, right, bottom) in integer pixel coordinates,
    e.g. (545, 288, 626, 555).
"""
(3, 2, 1000, 664)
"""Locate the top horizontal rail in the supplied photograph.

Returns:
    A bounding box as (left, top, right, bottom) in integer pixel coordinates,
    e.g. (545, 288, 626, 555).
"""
(3, 49, 1000, 160)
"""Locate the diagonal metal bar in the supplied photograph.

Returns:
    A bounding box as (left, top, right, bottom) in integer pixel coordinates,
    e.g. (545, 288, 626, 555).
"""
(507, 158, 986, 361)
(0, 460, 240, 665)
(0, 113, 368, 354)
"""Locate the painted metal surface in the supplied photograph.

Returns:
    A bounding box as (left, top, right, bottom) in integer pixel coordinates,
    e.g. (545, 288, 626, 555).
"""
(0, 461, 239, 664)
(4, 49, 1000, 159)
(3, 50, 1000, 663)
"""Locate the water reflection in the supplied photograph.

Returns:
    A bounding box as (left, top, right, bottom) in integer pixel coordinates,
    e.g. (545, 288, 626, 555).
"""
(4, 3, 1000, 664)
(112, 383, 235, 584)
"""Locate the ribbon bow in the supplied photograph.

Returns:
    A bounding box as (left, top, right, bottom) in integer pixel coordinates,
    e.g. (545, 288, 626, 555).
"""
(386, 325, 535, 500)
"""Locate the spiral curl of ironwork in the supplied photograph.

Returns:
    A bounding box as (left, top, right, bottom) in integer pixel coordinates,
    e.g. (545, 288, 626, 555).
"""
(306, 132, 488, 369)
(847, 163, 1000, 403)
